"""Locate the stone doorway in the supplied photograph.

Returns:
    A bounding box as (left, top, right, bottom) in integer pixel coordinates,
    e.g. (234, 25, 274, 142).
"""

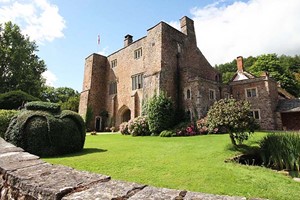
(122, 109, 131, 122)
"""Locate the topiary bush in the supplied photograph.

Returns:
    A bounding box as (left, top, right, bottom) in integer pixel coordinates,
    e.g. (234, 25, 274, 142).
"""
(147, 92, 175, 136)
(4, 101, 86, 157)
(128, 116, 150, 136)
(260, 132, 300, 171)
(0, 90, 40, 110)
(0, 109, 19, 138)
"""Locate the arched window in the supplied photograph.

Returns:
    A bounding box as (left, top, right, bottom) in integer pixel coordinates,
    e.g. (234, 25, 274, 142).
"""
(187, 89, 191, 99)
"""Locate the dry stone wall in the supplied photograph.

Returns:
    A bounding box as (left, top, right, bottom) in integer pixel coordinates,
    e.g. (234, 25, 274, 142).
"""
(1, 138, 260, 200)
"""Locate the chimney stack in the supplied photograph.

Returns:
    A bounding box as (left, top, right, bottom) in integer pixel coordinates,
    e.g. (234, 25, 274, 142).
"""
(124, 34, 133, 47)
(236, 56, 244, 72)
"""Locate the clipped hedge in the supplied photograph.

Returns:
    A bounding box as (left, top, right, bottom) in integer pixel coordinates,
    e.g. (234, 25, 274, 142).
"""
(4, 101, 86, 157)
(0, 90, 40, 110)
(0, 110, 19, 138)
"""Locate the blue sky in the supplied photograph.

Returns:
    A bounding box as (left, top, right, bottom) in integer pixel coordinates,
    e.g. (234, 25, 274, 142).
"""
(1, 0, 300, 92)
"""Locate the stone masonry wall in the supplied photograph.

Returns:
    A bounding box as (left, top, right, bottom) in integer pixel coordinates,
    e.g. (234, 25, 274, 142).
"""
(230, 77, 280, 130)
(0, 137, 254, 200)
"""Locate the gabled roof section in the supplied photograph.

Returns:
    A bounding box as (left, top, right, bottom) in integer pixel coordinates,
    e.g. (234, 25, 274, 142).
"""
(277, 99, 300, 113)
(231, 71, 256, 82)
(278, 87, 295, 99)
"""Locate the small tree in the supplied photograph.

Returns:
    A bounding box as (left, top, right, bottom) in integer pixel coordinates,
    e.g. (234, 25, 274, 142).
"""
(207, 98, 257, 145)
(147, 92, 175, 135)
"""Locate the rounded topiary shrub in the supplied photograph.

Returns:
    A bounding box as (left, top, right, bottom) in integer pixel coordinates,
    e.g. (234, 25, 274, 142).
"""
(0, 90, 40, 110)
(0, 109, 20, 138)
(4, 101, 86, 157)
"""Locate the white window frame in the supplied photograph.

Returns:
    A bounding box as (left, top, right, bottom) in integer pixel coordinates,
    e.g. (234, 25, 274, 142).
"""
(134, 48, 142, 59)
(250, 109, 260, 120)
(111, 59, 117, 68)
(131, 73, 143, 90)
(245, 87, 258, 98)
(224, 92, 230, 99)
(209, 89, 216, 100)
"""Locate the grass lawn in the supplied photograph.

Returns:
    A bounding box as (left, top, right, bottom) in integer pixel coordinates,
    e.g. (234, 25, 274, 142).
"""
(43, 132, 300, 200)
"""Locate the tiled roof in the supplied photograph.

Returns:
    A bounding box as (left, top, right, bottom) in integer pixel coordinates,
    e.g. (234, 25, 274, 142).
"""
(277, 99, 300, 113)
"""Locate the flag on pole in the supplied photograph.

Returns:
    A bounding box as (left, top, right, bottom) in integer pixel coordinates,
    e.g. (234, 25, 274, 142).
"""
(97, 35, 100, 45)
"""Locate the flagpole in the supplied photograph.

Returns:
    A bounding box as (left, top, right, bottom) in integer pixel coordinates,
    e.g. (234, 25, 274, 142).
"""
(97, 35, 100, 53)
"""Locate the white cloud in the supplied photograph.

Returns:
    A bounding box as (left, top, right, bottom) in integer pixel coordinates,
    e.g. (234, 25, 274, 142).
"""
(42, 70, 57, 87)
(97, 46, 109, 56)
(0, 0, 66, 44)
(168, 20, 180, 31)
(191, 0, 300, 65)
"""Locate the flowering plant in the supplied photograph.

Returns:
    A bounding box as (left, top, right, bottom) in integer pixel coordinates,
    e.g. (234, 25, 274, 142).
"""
(127, 116, 151, 136)
(196, 117, 209, 134)
(119, 122, 129, 135)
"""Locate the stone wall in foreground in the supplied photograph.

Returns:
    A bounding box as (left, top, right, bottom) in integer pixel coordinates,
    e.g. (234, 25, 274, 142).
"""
(0, 138, 253, 200)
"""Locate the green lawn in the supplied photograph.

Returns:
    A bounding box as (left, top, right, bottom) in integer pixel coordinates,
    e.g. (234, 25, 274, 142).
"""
(43, 132, 300, 200)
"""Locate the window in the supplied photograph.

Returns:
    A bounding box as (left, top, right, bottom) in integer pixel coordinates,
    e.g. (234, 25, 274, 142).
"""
(224, 93, 230, 99)
(111, 59, 117, 68)
(209, 89, 216, 100)
(249, 110, 260, 120)
(132, 73, 143, 90)
(246, 88, 257, 98)
(134, 48, 142, 59)
(187, 89, 191, 99)
(109, 81, 117, 95)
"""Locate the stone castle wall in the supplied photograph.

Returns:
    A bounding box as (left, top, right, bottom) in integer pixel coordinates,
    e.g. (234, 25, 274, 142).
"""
(0, 137, 250, 200)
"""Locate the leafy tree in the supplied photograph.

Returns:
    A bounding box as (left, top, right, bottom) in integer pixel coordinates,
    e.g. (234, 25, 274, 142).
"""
(146, 92, 175, 136)
(249, 54, 299, 96)
(207, 98, 257, 146)
(40, 86, 80, 111)
(61, 96, 80, 112)
(0, 22, 46, 97)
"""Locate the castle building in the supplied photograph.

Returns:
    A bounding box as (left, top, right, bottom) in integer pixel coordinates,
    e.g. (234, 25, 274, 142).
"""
(79, 16, 300, 131)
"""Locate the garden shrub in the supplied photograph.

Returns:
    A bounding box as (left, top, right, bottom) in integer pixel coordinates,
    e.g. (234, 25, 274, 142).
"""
(196, 117, 209, 134)
(4, 101, 86, 157)
(260, 132, 300, 171)
(128, 116, 150, 136)
(159, 130, 175, 137)
(25, 101, 61, 112)
(174, 122, 198, 136)
(0, 109, 19, 138)
(119, 122, 130, 135)
(147, 92, 175, 135)
(0, 90, 40, 110)
(207, 98, 258, 145)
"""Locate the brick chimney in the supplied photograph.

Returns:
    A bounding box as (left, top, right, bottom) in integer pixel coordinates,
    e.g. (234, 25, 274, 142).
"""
(236, 56, 244, 72)
(124, 34, 133, 47)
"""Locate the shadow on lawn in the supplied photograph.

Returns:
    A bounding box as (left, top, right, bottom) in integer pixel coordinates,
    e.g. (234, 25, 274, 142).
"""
(44, 148, 107, 158)
(226, 144, 262, 166)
